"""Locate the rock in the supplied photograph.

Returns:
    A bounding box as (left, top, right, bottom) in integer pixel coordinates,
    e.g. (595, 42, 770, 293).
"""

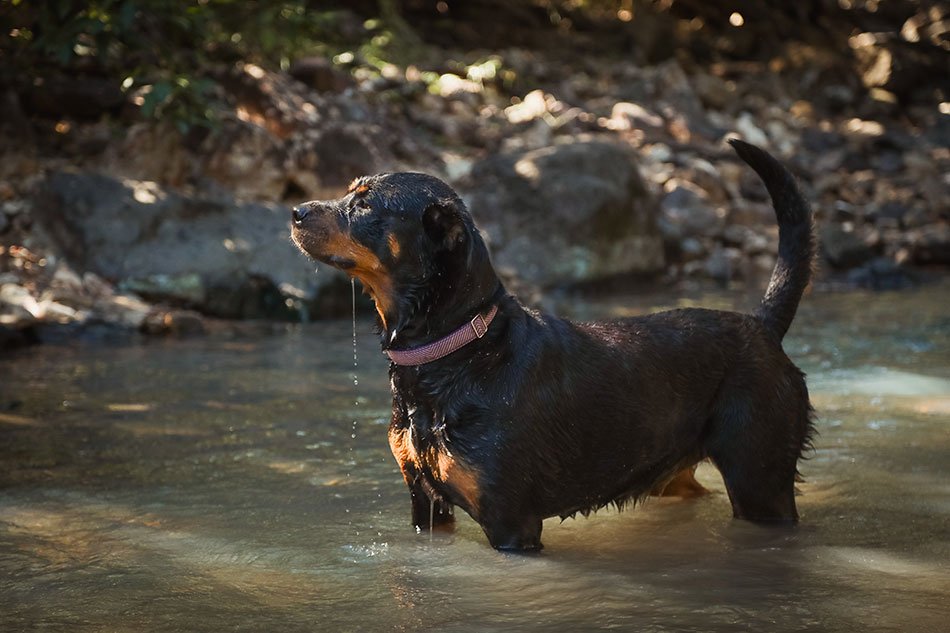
(681, 156, 729, 204)
(907, 224, 950, 266)
(95, 293, 152, 329)
(46, 263, 89, 309)
(735, 112, 770, 148)
(505, 90, 550, 124)
(436, 73, 482, 99)
(120, 274, 206, 306)
(659, 180, 725, 240)
(704, 246, 743, 283)
(0, 283, 40, 319)
(721, 225, 754, 250)
(203, 119, 288, 201)
(1, 199, 27, 216)
(288, 56, 354, 93)
(502, 118, 553, 152)
(102, 63, 401, 200)
(849, 29, 948, 103)
(870, 201, 908, 227)
(301, 123, 386, 192)
(752, 253, 777, 279)
(0, 300, 37, 350)
(1, 283, 82, 324)
(831, 201, 858, 223)
(743, 231, 772, 255)
(142, 309, 206, 336)
(443, 155, 474, 183)
(103, 123, 191, 189)
(846, 257, 915, 290)
(765, 119, 796, 156)
(82, 272, 115, 299)
(801, 128, 845, 153)
(463, 141, 664, 287)
(203, 275, 300, 320)
(644, 60, 713, 139)
(604, 102, 665, 132)
(820, 224, 874, 269)
(691, 72, 734, 110)
(872, 149, 904, 174)
(902, 205, 935, 230)
(678, 237, 707, 262)
(32, 171, 340, 320)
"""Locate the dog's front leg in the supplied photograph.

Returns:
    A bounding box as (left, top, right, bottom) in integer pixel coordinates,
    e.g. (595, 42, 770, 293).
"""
(405, 477, 455, 531)
(389, 419, 456, 531)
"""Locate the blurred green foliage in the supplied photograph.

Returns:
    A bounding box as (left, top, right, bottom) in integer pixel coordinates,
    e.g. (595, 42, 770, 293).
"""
(3, 0, 362, 130)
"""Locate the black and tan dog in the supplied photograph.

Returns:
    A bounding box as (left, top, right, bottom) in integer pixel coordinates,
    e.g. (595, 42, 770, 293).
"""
(291, 140, 815, 552)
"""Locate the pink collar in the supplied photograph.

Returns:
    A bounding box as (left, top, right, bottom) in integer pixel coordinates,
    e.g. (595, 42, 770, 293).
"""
(385, 304, 499, 366)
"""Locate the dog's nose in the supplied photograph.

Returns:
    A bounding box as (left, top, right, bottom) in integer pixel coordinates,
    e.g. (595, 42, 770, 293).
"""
(292, 204, 310, 224)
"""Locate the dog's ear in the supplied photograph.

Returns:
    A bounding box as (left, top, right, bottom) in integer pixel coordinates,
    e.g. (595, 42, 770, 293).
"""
(423, 201, 467, 251)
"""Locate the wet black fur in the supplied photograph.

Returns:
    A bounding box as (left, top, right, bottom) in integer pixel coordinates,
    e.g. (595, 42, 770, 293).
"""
(292, 140, 816, 552)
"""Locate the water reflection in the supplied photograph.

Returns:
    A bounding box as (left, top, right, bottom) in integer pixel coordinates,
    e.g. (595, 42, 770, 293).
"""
(1, 282, 948, 631)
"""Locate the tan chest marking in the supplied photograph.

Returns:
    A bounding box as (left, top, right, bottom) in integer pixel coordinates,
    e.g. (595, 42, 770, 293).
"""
(388, 426, 481, 512)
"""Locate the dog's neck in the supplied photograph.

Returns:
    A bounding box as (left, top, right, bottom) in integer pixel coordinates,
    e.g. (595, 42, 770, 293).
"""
(381, 242, 502, 353)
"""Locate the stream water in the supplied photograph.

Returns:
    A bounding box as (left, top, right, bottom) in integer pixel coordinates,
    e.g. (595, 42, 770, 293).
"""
(1, 282, 948, 632)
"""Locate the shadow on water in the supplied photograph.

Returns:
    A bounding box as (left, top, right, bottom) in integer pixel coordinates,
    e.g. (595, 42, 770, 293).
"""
(1, 282, 948, 632)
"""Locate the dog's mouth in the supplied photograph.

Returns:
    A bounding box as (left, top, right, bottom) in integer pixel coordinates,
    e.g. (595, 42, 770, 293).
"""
(291, 221, 395, 328)
(291, 224, 356, 269)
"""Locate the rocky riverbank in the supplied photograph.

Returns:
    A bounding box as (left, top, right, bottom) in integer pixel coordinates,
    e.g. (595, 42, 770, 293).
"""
(1, 4, 947, 346)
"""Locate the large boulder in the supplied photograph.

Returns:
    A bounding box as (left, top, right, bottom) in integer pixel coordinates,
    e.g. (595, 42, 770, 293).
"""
(462, 141, 664, 287)
(31, 171, 339, 319)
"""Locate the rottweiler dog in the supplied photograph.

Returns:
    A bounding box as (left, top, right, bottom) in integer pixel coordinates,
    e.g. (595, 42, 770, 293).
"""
(291, 140, 815, 551)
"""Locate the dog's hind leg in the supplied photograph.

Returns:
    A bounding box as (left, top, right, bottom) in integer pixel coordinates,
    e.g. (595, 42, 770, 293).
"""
(705, 392, 809, 522)
(713, 453, 799, 522)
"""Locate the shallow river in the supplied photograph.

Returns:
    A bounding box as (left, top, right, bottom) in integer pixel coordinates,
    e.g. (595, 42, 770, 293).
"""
(1, 283, 948, 632)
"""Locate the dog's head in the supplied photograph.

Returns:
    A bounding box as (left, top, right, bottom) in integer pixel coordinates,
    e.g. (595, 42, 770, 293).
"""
(291, 173, 498, 338)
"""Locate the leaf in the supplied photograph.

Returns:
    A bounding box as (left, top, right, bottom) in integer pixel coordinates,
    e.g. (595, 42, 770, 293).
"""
(141, 81, 172, 117)
(118, 1, 138, 30)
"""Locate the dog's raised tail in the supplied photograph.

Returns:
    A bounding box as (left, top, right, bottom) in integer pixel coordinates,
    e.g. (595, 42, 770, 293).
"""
(729, 139, 815, 341)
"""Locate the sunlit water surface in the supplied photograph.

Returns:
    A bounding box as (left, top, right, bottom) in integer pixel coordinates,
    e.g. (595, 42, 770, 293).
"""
(1, 283, 948, 632)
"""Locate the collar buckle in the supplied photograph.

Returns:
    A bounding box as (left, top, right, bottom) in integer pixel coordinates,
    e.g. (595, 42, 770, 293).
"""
(471, 313, 489, 338)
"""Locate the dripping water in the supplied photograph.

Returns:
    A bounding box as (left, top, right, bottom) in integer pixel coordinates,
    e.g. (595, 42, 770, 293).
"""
(350, 278, 358, 455)
(349, 278, 385, 542)
(346, 279, 358, 531)
(352, 278, 359, 392)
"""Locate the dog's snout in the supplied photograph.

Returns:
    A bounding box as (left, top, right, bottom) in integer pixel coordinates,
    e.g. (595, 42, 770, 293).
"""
(292, 204, 310, 224)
